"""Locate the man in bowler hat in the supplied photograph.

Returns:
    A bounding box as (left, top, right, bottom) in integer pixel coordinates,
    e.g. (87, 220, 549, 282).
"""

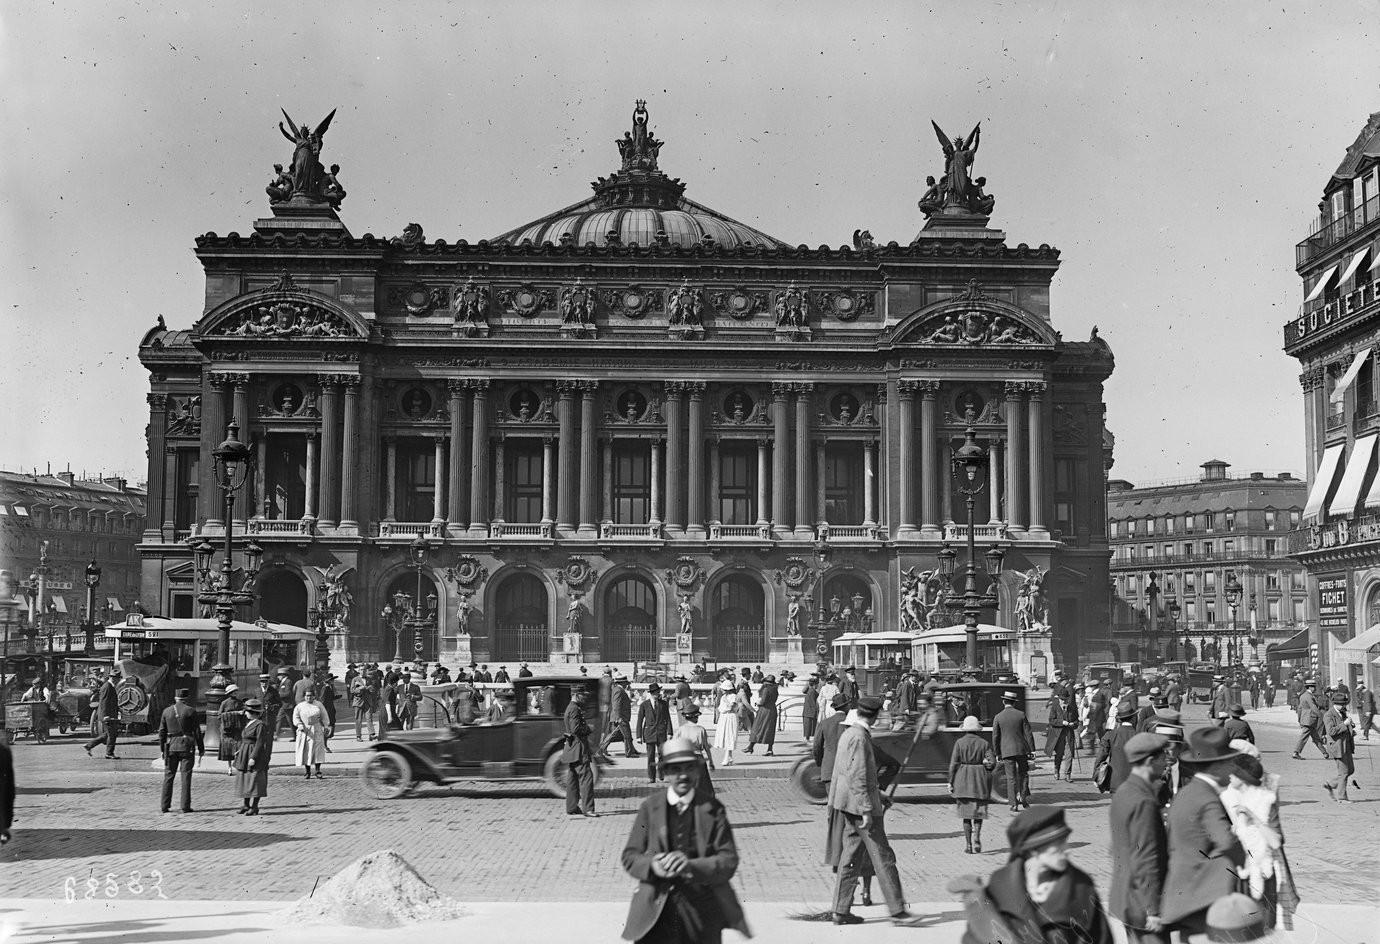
(158, 688, 204, 813)
(1292, 679, 1330, 759)
(563, 687, 598, 817)
(1109, 733, 1170, 943)
(1322, 689, 1357, 802)
(619, 738, 749, 943)
(1159, 728, 1245, 937)
(993, 690, 1035, 809)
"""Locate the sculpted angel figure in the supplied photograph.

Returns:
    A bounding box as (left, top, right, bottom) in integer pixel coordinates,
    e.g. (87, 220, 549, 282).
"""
(278, 108, 336, 197)
(931, 120, 981, 211)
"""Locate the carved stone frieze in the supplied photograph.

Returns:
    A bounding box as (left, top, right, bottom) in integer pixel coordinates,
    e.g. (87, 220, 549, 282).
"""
(165, 396, 202, 436)
(213, 299, 354, 338)
(665, 557, 705, 592)
(914, 308, 1040, 346)
(1052, 404, 1089, 445)
(450, 277, 490, 336)
(604, 285, 663, 320)
(812, 288, 876, 322)
(711, 287, 770, 320)
(388, 283, 448, 316)
(498, 283, 555, 318)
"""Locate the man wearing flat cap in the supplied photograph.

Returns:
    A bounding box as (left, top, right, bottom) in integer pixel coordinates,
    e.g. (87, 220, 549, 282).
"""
(960, 806, 1112, 944)
(825, 695, 913, 926)
(837, 666, 859, 710)
(1109, 733, 1170, 943)
(157, 688, 204, 814)
(993, 691, 1035, 810)
(1159, 728, 1246, 936)
(619, 737, 749, 943)
(1322, 689, 1356, 802)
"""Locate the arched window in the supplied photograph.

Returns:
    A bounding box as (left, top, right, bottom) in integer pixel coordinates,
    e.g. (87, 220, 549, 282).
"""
(257, 570, 308, 627)
(712, 575, 765, 662)
(494, 574, 549, 662)
(604, 575, 658, 662)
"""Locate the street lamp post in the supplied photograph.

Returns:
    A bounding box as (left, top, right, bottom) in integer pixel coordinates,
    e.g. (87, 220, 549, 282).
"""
(83, 560, 102, 655)
(381, 537, 435, 664)
(1224, 570, 1242, 670)
(1167, 599, 1181, 660)
(308, 584, 337, 675)
(939, 412, 1005, 670)
(193, 420, 263, 748)
(1145, 571, 1160, 664)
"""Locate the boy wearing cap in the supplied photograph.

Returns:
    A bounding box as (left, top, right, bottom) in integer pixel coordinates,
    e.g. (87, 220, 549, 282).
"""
(1109, 733, 1170, 943)
(1322, 690, 1356, 802)
(157, 688, 205, 814)
(959, 806, 1113, 944)
(1159, 729, 1246, 937)
(619, 737, 749, 943)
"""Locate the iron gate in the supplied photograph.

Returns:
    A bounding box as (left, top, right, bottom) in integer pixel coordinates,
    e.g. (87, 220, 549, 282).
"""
(605, 621, 659, 662)
(494, 622, 550, 662)
(715, 622, 766, 662)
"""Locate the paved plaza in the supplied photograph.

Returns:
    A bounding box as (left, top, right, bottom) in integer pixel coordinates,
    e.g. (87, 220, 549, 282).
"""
(1, 701, 1377, 942)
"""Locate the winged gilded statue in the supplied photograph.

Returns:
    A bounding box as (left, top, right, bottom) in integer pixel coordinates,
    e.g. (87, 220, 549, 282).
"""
(278, 108, 337, 198)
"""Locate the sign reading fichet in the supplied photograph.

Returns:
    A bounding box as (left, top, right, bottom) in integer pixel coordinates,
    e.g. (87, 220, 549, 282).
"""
(1318, 575, 1349, 630)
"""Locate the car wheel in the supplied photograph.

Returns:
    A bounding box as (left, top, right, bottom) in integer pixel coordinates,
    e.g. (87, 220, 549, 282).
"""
(543, 751, 568, 799)
(989, 764, 1010, 804)
(360, 750, 413, 800)
(58, 723, 69, 735)
(788, 756, 828, 805)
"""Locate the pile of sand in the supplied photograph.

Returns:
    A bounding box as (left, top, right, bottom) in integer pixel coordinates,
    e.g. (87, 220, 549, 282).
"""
(278, 850, 467, 928)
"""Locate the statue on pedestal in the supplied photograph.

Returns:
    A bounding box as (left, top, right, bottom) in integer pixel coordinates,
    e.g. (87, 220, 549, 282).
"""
(273, 108, 344, 208)
(567, 593, 584, 633)
(1014, 567, 1049, 633)
(456, 593, 472, 635)
(920, 121, 995, 220)
(677, 594, 694, 634)
(786, 595, 803, 636)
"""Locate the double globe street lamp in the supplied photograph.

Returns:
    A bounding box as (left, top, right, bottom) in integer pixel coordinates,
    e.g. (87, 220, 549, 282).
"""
(82, 560, 102, 654)
(1224, 570, 1243, 667)
(190, 421, 263, 747)
(381, 535, 436, 663)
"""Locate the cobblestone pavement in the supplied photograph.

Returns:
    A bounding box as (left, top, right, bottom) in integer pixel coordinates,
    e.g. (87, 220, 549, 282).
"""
(2, 702, 1375, 909)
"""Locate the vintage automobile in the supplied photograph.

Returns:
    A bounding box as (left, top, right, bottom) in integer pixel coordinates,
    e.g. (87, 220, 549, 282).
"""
(360, 674, 610, 800)
(0, 653, 100, 740)
(789, 683, 1042, 805)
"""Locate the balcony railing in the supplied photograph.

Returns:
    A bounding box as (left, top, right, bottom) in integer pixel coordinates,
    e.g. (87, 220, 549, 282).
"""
(489, 521, 553, 540)
(817, 523, 882, 541)
(599, 522, 664, 540)
(246, 518, 315, 536)
(1285, 278, 1380, 350)
(375, 521, 445, 539)
(709, 523, 772, 540)
(942, 523, 1010, 542)
(1297, 192, 1380, 267)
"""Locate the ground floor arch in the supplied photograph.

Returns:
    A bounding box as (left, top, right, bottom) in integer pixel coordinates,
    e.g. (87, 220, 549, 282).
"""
(493, 571, 550, 662)
(257, 568, 308, 627)
(712, 574, 766, 663)
(603, 573, 659, 662)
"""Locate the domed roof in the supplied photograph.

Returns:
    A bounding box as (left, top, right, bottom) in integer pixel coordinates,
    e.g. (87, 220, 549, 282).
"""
(492, 101, 791, 251)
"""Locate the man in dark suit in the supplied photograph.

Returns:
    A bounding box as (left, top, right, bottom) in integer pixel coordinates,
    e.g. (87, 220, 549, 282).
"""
(1292, 679, 1330, 759)
(837, 666, 859, 709)
(619, 737, 750, 944)
(801, 675, 820, 739)
(992, 690, 1034, 810)
(1323, 690, 1356, 802)
(157, 688, 205, 813)
(811, 692, 852, 785)
(1109, 733, 1170, 944)
(1098, 699, 1140, 794)
(637, 683, 674, 782)
(563, 687, 597, 817)
(1356, 681, 1376, 740)
(598, 676, 639, 761)
(1087, 680, 1110, 749)
(1159, 728, 1245, 937)
(83, 668, 122, 759)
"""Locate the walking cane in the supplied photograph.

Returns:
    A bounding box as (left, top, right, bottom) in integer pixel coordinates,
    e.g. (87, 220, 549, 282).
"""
(885, 714, 929, 800)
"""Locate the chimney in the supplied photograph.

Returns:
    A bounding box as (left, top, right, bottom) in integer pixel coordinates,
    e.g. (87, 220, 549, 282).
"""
(1200, 459, 1230, 482)
(1278, 472, 1294, 480)
(1249, 472, 1264, 481)
(57, 470, 75, 486)
(102, 475, 127, 491)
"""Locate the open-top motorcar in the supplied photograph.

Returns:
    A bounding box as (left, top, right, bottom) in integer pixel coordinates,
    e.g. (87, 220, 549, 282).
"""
(789, 683, 1044, 805)
(360, 674, 610, 800)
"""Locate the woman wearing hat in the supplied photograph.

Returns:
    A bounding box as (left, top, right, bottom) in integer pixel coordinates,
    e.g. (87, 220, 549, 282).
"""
(217, 683, 244, 774)
(674, 702, 716, 800)
(958, 806, 1112, 944)
(1220, 740, 1298, 932)
(713, 684, 739, 766)
(948, 716, 994, 854)
(291, 685, 329, 779)
(234, 698, 274, 815)
(746, 675, 778, 756)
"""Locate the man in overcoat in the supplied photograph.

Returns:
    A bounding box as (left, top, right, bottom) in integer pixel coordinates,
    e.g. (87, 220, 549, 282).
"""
(1355, 681, 1376, 740)
(1159, 728, 1245, 937)
(1322, 690, 1356, 802)
(1108, 733, 1170, 944)
(563, 687, 598, 817)
(993, 690, 1034, 810)
(837, 666, 859, 710)
(1045, 686, 1077, 781)
(811, 692, 852, 785)
(157, 688, 205, 814)
(1087, 680, 1110, 749)
(800, 675, 820, 740)
(637, 683, 674, 782)
(619, 737, 750, 944)
(83, 668, 122, 759)
(599, 676, 639, 761)
(1292, 679, 1330, 759)
(1097, 699, 1140, 793)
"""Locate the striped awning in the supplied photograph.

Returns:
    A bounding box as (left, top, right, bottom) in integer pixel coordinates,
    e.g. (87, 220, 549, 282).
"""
(1305, 265, 1338, 302)
(1331, 348, 1372, 404)
(1329, 433, 1377, 517)
(1303, 443, 1345, 522)
(1339, 247, 1371, 286)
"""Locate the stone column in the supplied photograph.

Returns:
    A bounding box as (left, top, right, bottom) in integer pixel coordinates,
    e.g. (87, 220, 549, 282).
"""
(254, 433, 268, 519)
(896, 381, 919, 536)
(794, 384, 814, 537)
(1005, 382, 1026, 532)
(432, 436, 446, 524)
(988, 439, 1003, 525)
(708, 437, 722, 527)
(162, 446, 177, 539)
(664, 383, 685, 531)
(755, 437, 770, 526)
(446, 380, 467, 531)
(815, 439, 828, 527)
(304, 432, 318, 521)
(492, 436, 506, 523)
(771, 382, 791, 532)
(686, 382, 706, 536)
(144, 394, 168, 539)
(918, 380, 941, 536)
(340, 376, 361, 530)
(650, 438, 663, 525)
(202, 376, 227, 528)
(229, 373, 252, 524)
(578, 381, 599, 534)
(941, 436, 953, 525)
(556, 381, 578, 532)
(863, 440, 877, 527)
(317, 376, 341, 527)
(384, 437, 397, 521)
(601, 438, 614, 526)
(468, 380, 491, 536)
(1027, 381, 1048, 538)
(542, 437, 556, 524)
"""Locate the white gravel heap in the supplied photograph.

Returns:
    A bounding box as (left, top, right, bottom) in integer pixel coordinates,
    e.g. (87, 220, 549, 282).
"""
(279, 850, 468, 928)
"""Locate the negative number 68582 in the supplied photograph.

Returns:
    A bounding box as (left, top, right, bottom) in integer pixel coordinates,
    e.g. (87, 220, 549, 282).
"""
(63, 871, 167, 901)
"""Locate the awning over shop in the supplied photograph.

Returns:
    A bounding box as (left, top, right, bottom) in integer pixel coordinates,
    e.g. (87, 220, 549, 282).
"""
(1329, 432, 1377, 516)
(1305, 265, 1338, 302)
(1339, 247, 1371, 287)
(50, 595, 67, 614)
(1266, 628, 1310, 659)
(106, 597, 123, 611)
(1303, 443, 1345, 521)
(1330, 347, 1372, 404)
(1334, 625, 1380, 654)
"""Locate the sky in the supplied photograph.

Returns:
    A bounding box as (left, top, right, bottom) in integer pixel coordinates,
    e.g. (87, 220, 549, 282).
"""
(2, 2, 1378, 487)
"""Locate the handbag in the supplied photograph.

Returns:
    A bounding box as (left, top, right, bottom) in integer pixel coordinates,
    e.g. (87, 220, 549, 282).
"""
(981, 748, 997, 771)
(1093, 759, 1112, 793)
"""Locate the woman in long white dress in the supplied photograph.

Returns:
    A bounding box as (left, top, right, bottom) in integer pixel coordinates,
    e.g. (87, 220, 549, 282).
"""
(292, 685, 329, 779)
(714, 688, 739, 766)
